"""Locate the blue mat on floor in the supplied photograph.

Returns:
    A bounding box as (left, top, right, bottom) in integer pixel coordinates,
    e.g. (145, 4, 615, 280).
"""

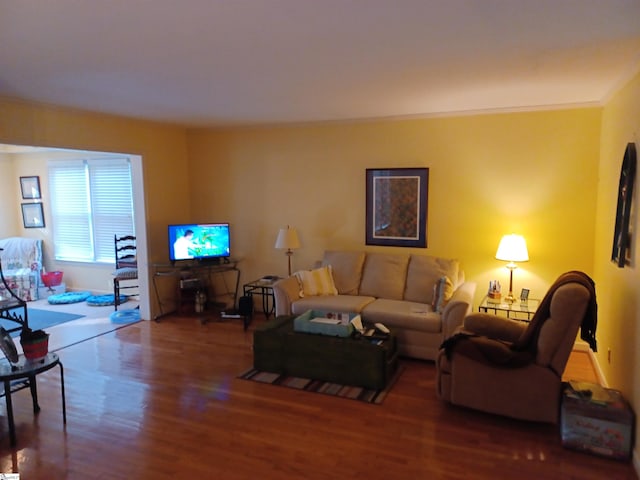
(110, 308, 140, 324)
(0, 308, 85, 337)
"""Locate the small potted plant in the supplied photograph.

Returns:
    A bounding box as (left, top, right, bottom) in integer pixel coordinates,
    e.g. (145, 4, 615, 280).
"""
(20, 327, 49, 361)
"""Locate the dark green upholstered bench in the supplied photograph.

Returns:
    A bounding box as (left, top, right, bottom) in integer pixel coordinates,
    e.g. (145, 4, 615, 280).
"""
(253, 315, 398, 390)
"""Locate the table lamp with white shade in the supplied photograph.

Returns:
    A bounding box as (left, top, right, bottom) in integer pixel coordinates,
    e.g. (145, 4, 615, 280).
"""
(495, 234, 529, 303)
(275, 226, 301, 276)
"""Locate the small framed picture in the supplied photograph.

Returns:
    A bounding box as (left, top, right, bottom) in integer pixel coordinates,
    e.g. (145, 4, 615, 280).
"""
(21, 203, 45, 228)
(520, 288, 530, 302)
(20, 176, 41, 200)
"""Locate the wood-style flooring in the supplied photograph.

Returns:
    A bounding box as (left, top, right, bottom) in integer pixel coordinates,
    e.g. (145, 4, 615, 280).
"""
(0, 312, 635, 479)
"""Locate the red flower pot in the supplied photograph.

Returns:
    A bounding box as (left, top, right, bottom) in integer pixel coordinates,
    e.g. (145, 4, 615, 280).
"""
(21, 335, 49, 360)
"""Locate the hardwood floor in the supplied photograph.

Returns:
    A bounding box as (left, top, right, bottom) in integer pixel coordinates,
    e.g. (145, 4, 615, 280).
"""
(0, 313, 635, 479)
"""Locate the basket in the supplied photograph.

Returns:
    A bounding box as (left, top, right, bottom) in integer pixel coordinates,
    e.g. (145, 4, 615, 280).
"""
(41, 271, 64, 287)
(21, 334, 49, 360)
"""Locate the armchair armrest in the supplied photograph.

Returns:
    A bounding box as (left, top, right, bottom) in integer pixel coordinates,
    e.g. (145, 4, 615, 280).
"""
(463, 313, 526, 343)
(441, 281, 476, 339)
(273, 276, 301, 316)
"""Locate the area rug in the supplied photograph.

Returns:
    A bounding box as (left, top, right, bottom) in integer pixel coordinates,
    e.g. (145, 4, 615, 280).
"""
(238, 366, 403, 405)
(0, 308, 84, 336)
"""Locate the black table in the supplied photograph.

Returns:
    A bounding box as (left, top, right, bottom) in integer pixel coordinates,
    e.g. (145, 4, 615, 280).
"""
(0, 353, 66, 446)
(243, 278, 279, 318)
(253, 316, 398, 390)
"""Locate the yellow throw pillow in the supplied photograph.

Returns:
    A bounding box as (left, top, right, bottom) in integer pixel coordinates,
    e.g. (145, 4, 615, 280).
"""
(432, 276, 454, 313)
(295, 266, 338, 297)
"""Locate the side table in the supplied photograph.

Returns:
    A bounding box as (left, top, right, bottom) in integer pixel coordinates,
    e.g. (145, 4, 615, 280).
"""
(0, 352, 66, 446)
(478, 296, 540, 321)
(243, 278, 280, 318)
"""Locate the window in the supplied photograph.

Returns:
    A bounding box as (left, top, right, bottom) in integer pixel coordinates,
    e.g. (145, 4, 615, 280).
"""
(48, 157, 135, 263)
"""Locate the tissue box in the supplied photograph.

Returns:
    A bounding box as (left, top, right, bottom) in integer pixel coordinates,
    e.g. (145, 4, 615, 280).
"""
(561, 382, 634, 461)
(293, 309, 355, 337)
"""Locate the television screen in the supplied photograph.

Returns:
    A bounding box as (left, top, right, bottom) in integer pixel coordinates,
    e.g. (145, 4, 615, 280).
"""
(168, 223, 231, 262)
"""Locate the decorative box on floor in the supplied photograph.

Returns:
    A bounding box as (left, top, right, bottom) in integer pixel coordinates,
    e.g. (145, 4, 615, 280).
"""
(38, 282, 66, 299)
(561, 381, 634, 461)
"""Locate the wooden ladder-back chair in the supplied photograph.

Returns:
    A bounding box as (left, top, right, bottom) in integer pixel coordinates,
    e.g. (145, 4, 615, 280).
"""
(113, 235, 138, 310)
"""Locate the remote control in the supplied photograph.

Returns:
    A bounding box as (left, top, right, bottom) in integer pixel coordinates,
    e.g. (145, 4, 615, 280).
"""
(374, 322, 390, 334)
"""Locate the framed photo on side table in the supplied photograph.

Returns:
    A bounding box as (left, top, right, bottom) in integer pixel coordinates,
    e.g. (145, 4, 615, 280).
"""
(21, 203, 45, 228)
(20, 176, 41, 200)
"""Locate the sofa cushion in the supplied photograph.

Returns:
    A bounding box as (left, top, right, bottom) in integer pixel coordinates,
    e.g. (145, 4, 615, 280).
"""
(322, 251, 366, 295)
(404, 255, 459, 304)
(294, 265, 338, 296)
(291, 295, 376, 315)
(432, 276, 454, 313)
(359, 253, 409, 300)
(362, 299, 441, 333)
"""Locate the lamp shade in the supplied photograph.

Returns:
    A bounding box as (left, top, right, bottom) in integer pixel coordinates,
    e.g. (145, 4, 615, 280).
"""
(275, 227, 301, 250)
(495, 234, 529, 263)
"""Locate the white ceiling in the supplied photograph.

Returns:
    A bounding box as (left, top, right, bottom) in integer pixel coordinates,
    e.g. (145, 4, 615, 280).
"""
(1, 0, 640, 127)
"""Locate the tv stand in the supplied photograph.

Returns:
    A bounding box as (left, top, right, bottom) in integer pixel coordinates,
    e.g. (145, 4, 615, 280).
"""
(152, 260, 241, 322)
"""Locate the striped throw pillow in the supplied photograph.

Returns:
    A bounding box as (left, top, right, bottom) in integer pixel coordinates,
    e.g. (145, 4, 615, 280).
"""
(295, 266, 338, 297)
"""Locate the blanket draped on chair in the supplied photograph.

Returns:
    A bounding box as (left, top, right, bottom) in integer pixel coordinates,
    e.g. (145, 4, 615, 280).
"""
(441, 270, 598, 367)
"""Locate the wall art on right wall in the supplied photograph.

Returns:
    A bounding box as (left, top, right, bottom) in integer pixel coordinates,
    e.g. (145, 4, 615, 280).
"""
(611, 142, 637, 268)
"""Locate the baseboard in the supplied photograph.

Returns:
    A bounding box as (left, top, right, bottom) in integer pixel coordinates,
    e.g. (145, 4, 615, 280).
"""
(573, 339, 608, 387)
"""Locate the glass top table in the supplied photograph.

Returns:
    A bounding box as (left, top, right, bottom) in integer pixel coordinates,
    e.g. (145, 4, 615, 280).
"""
(478, 296, 540, 321)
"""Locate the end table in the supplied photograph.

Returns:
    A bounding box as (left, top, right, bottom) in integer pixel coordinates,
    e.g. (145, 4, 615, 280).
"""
(478, 296, 539, 321)
(243, 278, 280, 318)
(0, 352, 66, 446)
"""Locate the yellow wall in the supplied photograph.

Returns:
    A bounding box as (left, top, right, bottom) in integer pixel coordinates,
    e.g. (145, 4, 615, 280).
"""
(0, 154, 19, 236)
(594, 70, 640, 455)
(188, 109, 601, 306)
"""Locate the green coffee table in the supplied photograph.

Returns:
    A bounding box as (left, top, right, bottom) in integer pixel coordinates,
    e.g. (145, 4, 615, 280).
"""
(253, 315, 398, 390)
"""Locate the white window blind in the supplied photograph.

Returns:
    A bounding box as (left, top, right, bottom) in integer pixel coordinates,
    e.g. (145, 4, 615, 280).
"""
(49, 158, 134, 263)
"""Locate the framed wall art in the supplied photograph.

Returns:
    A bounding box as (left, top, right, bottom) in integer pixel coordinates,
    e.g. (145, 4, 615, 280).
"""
(366, 168, 429, 248)
(21, 203, 45, 228)
(611, 142, 637, 268)
(20, 176, 41, 200)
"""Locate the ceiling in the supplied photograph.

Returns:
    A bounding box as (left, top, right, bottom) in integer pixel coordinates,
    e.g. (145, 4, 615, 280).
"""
(1, 0, 640, 127)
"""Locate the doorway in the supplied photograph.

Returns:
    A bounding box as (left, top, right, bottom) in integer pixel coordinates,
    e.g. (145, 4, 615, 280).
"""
(0, 144, 150, 320)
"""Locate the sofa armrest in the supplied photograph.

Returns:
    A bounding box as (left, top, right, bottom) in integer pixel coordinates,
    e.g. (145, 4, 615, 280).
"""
(462, 313, 526, 343)
(273, 276, 301, 316)
(441, 281, 476, 339)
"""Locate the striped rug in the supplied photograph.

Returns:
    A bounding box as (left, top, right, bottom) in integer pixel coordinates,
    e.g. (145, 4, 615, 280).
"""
(238, 366, 403, 404)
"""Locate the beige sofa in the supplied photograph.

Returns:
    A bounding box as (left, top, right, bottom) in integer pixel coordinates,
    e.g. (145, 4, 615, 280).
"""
(273, 250, 476, 361)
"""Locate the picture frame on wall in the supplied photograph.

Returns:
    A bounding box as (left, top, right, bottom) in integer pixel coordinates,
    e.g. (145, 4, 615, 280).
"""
(20, 176, 41, 200)
(21, 203, 45, 228)
(611, 143, 636, 268)
(365, 167, 429, 248)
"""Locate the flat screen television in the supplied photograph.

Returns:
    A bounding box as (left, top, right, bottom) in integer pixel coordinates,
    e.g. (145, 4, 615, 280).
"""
(168, 222, 231, 263)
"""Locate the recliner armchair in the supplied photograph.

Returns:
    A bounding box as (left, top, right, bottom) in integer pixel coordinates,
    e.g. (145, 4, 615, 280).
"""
(436, 271, 597, 423)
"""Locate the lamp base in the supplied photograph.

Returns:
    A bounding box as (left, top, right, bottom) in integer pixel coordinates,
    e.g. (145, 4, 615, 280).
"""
(504, 293, 516, 304)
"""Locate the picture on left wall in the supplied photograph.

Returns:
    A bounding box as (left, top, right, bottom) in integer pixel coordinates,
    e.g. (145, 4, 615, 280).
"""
(21, 202, 45, 228)
(20, 175, 41, 199)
